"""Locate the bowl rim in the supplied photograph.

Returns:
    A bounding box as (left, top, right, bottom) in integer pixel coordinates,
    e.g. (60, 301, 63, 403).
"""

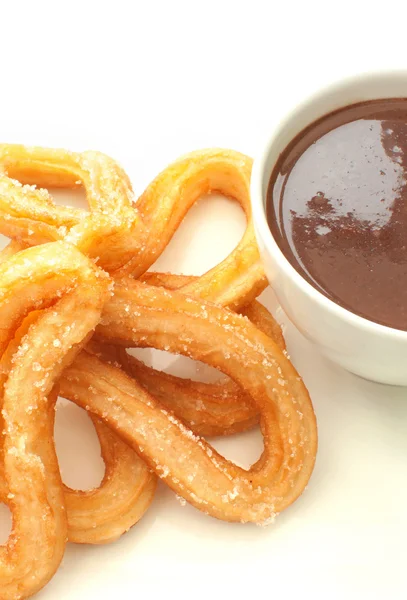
(250, 68, 407, 341)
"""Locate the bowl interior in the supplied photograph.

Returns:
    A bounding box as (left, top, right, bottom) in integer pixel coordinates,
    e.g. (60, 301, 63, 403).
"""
(260, 71, 407, 199)
(252, 70, 407, 340)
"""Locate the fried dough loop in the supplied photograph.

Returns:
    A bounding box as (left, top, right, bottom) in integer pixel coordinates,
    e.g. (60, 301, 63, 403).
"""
(0, 242, 157, 550)
(90, 280, 317, 522)
(0, 145, 267, 304)
(65, 414, 157, 545)
(0, 144, 141, 272)
(0, 242, 109, 598)
(0, 145, 318, 598)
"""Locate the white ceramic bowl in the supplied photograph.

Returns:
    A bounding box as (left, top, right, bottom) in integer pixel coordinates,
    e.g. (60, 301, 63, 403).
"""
(251, 71, 407, 386)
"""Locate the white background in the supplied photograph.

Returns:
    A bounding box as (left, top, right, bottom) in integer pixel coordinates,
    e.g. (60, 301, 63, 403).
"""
(1, 2, 407, 599)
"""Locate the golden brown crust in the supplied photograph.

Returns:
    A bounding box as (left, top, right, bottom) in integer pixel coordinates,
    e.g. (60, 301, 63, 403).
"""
(85, 280, 318, 523)
(0, 239, 157, 548)
(118, 273, 285, 437)
(0, 242, 109, 597)
(0, 146, 317, 598)
(65, 416, 156, 545)
(0, 146, 267, 305)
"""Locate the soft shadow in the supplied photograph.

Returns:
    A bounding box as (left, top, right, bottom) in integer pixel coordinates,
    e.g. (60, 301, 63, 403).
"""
(47, 187, 88, 211)
(55, 398, 105, 491)
(127, 347, 226, 383)
(150, 192, 246, 276)
(0, 503, 11, 545)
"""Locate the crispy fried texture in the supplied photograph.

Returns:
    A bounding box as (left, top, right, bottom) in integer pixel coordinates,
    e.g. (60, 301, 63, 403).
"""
(0, 144, 140, 271)
(118, 274, 285, 437)
(0, 146, 267, 306)
(65, 416, 156, 545)
(119, 149, 267, 308)
(63, 280, 317, 523)
(0, 242, 109, 598)
(0, 145, 273, 437)
(0, 240, 157, 548)
(0, 147, 318, 599)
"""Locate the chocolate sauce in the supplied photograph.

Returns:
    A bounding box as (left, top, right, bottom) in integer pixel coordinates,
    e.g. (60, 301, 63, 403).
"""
(267, 99, 407, 331)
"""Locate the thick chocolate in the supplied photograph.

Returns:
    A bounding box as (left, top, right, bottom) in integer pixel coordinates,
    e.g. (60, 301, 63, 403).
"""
(267, 99, 407, 331)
